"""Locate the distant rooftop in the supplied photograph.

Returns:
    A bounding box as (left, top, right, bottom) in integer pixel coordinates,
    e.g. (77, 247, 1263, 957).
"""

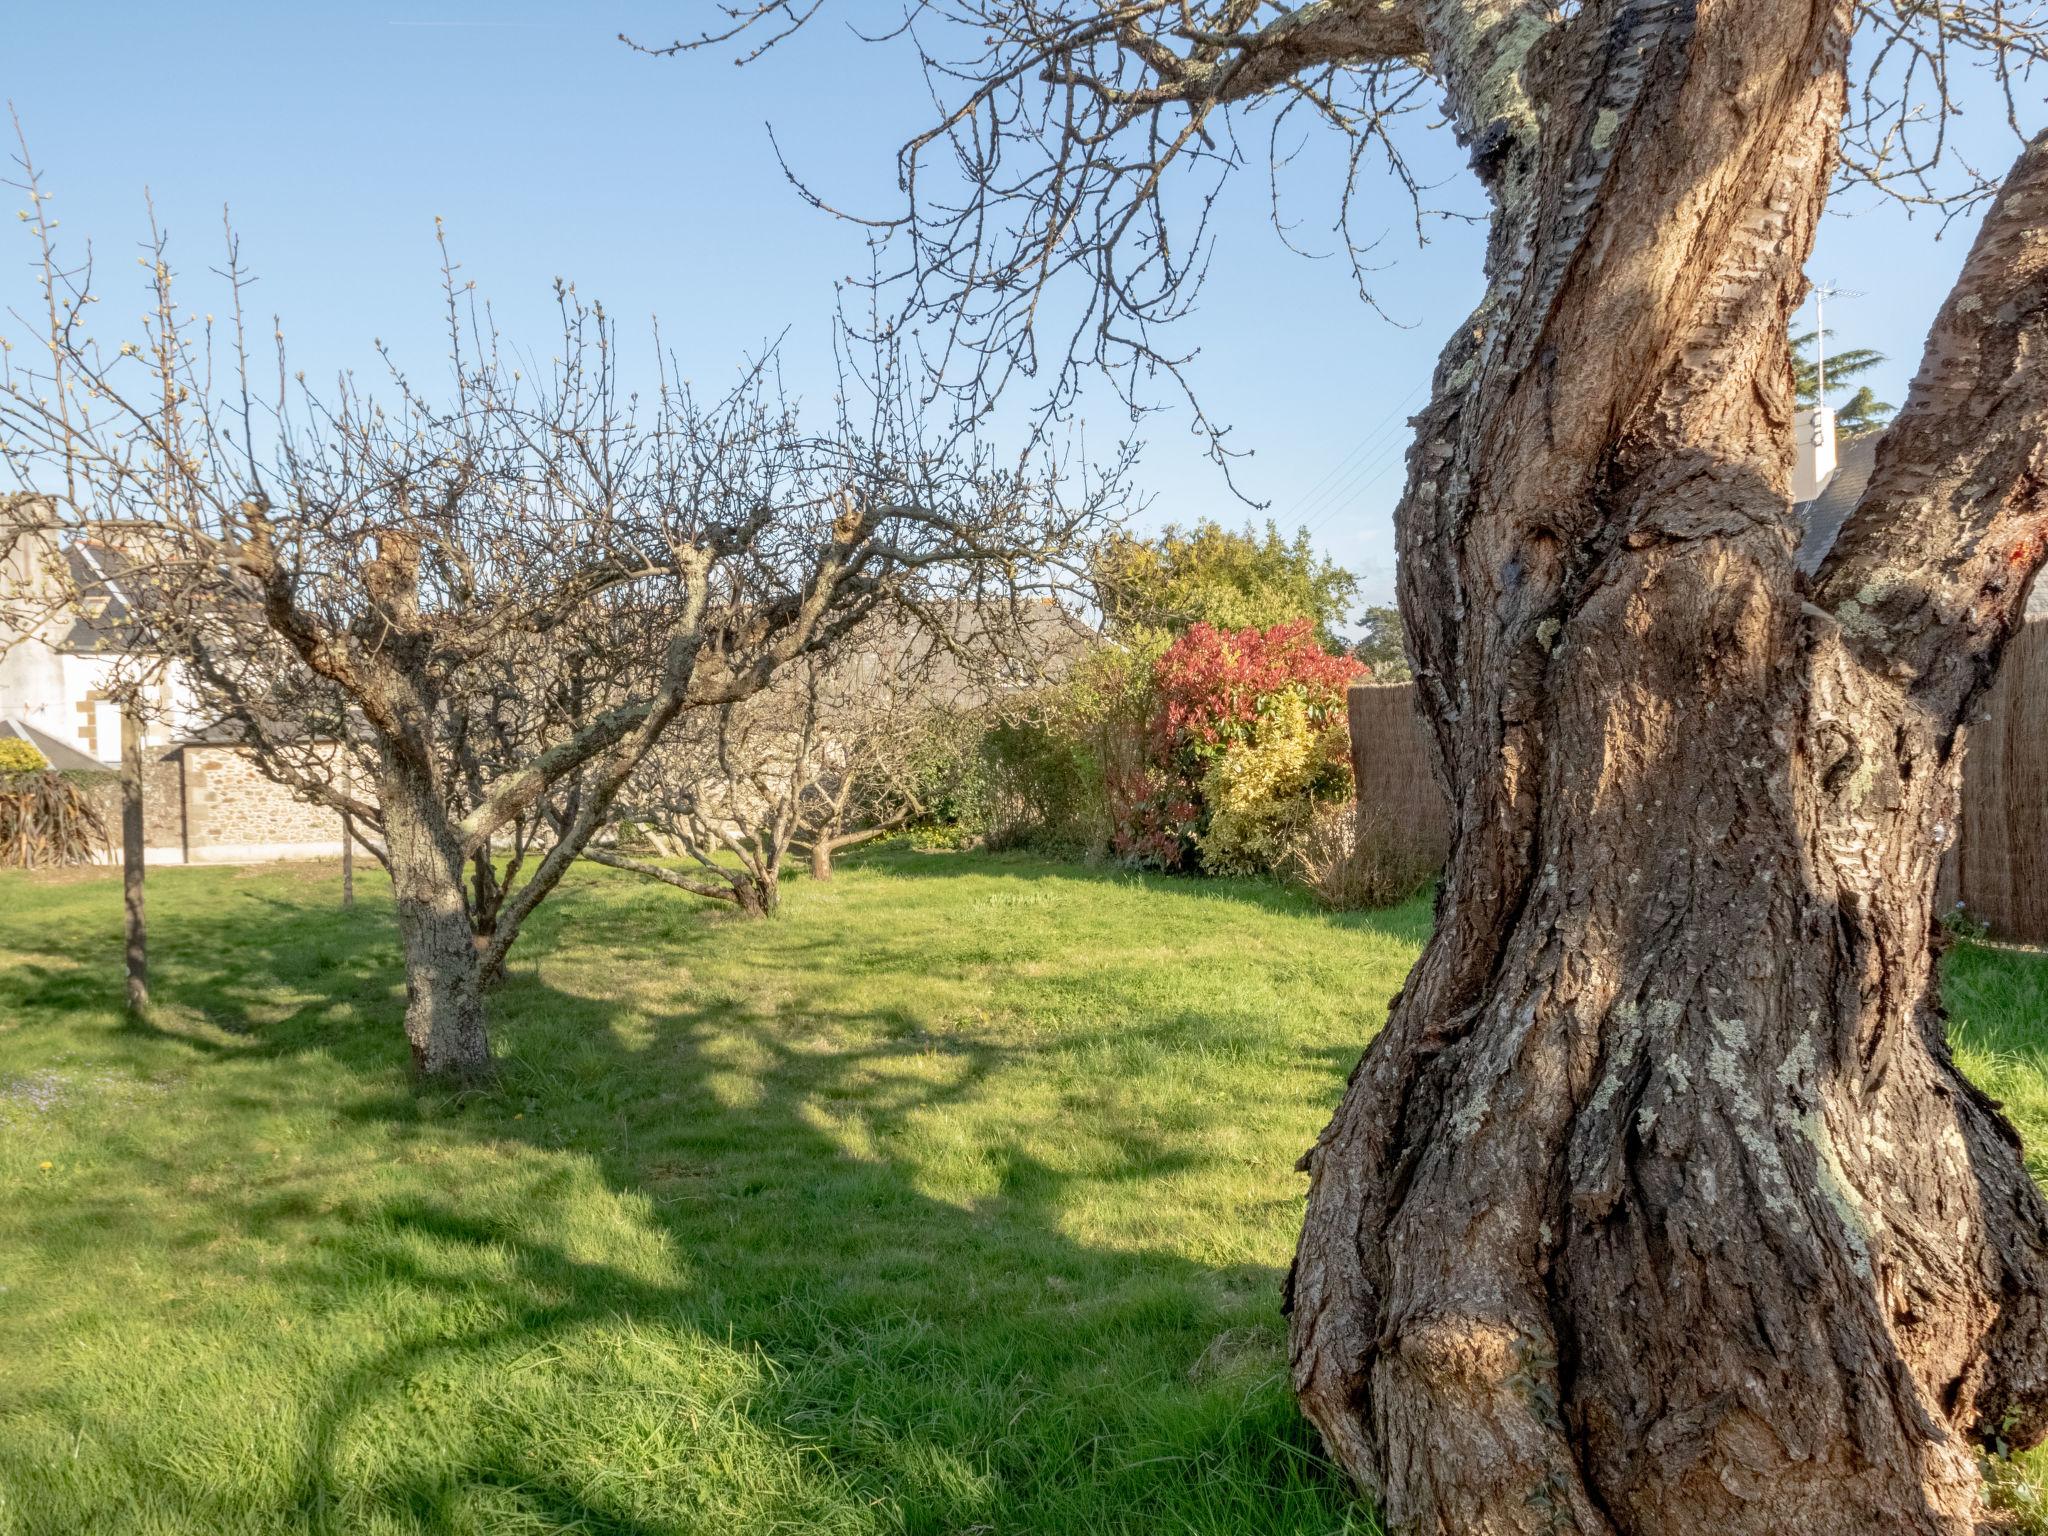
(0, 718, 113, 776)
(1793, 433, 1879, 580)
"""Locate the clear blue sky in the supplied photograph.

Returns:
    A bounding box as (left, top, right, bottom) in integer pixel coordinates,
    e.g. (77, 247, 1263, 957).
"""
(5, 3, 2034, 607)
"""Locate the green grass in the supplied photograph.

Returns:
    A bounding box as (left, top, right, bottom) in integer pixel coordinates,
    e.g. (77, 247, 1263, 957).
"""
(4, 850, 2047, 1535)
(0, 848, 1431, 1536)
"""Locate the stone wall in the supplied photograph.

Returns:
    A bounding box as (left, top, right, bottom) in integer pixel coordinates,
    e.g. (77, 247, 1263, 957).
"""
(145, 752, 183, 851)
(78, 752, 181, 862)
(81, 742, 350, 865)
(179, 745, 345, 861)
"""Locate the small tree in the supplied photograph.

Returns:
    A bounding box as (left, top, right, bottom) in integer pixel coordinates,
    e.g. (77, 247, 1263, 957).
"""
(783, 639, 978, 881)
(1092, 520, 1357, 649)
(1348, 604, 1410, 683)
(0, 147, 1120, 1080)
(575, 700, 809, 917)
(588, 609, 1053, 896)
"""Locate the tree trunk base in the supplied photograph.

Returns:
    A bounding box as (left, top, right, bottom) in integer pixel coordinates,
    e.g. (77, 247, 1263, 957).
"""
(1287, 842, 2048, 1535)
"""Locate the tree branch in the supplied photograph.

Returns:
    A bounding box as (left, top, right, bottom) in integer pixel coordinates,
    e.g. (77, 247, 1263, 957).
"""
(1813, 130, 2048, 715)
(575, 846, 752, 904)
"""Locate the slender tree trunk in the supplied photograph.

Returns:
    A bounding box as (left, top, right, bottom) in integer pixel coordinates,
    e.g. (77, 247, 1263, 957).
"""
(341, 812, 355, 909)
(1283, 0, 2048, 1527)
(378, 757, 491, 1082)
(810, 838, 833, 881)
(119, 701, 146, 1016)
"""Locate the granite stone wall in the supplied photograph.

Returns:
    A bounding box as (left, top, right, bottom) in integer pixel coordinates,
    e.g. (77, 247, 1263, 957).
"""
(81, 742, 351, 863)
(180, 745, 344, 855)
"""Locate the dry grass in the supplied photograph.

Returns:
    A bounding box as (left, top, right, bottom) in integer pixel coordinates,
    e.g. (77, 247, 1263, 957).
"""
(1288, 800, 1440, 912)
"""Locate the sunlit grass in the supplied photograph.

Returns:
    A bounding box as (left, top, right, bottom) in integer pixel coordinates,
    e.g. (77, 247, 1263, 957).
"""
(5, 848, 2044, 1534)
(0, 848, 1423, 1535)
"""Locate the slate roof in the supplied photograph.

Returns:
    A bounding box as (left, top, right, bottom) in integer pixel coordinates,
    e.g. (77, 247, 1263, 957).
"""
(0, 718, 113, 775)
(54, 538, 157, 654)
(1793, 434, 1879, 579)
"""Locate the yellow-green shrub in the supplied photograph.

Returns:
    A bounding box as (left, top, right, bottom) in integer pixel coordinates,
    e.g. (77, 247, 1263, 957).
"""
(1195, 687, 1351, 875)
(0, 739, 49, 778)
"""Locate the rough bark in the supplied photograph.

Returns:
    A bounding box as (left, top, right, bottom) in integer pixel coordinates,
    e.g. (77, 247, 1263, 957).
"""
(378, 754, 491, 1082)
(1282, 0, 2048, 1528)
(804, 824, 895, 881)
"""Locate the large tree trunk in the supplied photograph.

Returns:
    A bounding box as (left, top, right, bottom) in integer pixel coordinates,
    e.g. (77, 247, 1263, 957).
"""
(378, 758, 491, 1082)
(1284, 0, 2048, 1527)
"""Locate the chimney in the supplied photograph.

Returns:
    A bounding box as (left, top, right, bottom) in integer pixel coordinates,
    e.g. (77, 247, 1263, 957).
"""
(1791, 405, 1837, 503)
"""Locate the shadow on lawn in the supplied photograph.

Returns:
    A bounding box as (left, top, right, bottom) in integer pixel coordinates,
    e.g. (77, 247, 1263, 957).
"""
(21, 856, 1372, 1534)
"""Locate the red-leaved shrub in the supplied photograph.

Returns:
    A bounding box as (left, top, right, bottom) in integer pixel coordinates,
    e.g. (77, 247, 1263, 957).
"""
(1151, 619, 1362, 756)
(1110, 620, 1362, 874)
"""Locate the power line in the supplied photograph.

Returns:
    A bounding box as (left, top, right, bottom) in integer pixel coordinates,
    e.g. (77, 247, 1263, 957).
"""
(1306, 449, 1408, 538)
(1283, 402, 1408, 526)
(1301, 396, 1423, 534)
(1288, 382, 1424, 533)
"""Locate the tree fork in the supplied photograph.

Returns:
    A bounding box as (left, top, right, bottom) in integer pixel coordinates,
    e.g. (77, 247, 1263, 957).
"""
(1285, 0, 2048, 1522)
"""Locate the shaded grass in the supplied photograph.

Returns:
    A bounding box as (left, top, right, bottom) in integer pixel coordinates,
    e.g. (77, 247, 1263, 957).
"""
(4, 847, 2045, 1533)
(0, 848, 1426, 1535)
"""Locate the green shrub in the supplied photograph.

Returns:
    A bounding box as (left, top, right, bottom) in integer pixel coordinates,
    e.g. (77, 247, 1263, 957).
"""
(0, 738, 49, 778)
(1194, 688, 1352, 876)
(973, 713, 1107, 853)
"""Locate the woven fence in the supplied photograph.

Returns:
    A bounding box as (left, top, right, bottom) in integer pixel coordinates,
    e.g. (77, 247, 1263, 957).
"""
(1347, 684, 1452, 877)
(1351, 631, 2048, 944)
(1938, 621, 2048, 942)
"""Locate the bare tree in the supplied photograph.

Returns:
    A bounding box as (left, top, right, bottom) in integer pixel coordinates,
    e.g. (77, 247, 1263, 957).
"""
(648, 2, 2048, 1529)
(0, 144, 1122, 1083)
(574, 696, 814, 917)
(786, 662, 948, 882)
(583, 607, 1035, 900)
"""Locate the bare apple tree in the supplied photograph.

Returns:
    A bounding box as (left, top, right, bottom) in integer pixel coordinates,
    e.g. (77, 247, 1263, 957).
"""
(571, 688, 824, 918)
(0, 147, 1122, 1083)
(580, 603, 1053, 904)
(646, 1, 2048, 1530)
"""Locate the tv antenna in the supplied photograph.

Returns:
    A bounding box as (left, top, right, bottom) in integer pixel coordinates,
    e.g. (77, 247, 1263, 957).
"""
(1810, 280, 1865, 402)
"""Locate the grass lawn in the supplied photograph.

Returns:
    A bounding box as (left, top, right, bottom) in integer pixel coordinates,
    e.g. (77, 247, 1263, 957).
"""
(1, 849, 2045, 1535)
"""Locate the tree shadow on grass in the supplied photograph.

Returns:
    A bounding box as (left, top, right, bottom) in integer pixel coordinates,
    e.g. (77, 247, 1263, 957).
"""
(2, 861, 1379, 1536)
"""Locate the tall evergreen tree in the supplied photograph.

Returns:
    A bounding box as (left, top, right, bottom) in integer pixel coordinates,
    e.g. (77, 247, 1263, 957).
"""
(1792, 329, 1895, 438)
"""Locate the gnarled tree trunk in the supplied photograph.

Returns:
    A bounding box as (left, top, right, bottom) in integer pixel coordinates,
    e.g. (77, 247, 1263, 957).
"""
(1284, 0, 2048, 1527)
(378, 755, 491, 1082)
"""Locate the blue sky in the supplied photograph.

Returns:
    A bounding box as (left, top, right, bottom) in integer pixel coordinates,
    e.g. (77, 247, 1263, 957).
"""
(5, 3, 2036, 607)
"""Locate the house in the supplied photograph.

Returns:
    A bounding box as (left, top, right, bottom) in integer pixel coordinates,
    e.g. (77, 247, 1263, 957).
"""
(0, 494, 351, 864)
